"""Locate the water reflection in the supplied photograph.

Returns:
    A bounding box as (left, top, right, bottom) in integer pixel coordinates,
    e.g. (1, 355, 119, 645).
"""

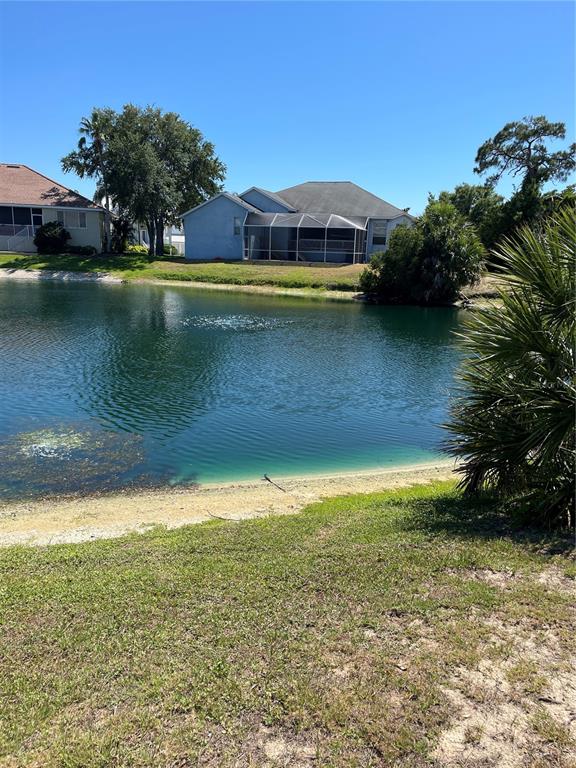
(0, 282, 463, 499)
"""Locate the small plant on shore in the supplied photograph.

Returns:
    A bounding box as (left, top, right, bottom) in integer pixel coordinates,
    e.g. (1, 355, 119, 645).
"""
(445, 210, 576, 529)
(33, 221, 71, 254)
(125, 243, 149, 255)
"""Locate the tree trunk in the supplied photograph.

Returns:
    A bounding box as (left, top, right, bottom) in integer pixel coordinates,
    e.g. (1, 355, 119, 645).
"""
(103, 191, 112, 253)
(155, 217, 164, 258)
(146, 218, 155, 260)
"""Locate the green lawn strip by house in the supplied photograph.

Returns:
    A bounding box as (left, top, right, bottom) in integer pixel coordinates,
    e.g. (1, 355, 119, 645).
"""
(0, 482, 573, 766)
(0, 252, 364, 292)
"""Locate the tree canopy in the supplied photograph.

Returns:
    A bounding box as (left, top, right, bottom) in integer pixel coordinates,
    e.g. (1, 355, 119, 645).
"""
(474, 115, 576, 189)
(62, 105, 226, 255)
(435, 117, 575, 252)
(437, 183, 505, 248)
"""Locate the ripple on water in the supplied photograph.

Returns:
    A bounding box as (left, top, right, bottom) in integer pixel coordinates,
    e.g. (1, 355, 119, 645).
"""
(181, 314, 295, 331)
(0, 282, 463, 498)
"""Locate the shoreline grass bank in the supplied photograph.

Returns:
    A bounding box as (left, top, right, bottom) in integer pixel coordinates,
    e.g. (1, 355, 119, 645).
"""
(0, 252, 501, 303)
(1, 481, 574, 766)
(0, 252, 364, 293)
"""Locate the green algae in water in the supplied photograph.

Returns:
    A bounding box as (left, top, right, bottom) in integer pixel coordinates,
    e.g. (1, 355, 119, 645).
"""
(0, 424, 150, 501)
(16, 428, 89, 459)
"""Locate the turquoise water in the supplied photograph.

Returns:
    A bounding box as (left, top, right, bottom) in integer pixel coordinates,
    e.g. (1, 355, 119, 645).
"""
(0, 280, 462, 499)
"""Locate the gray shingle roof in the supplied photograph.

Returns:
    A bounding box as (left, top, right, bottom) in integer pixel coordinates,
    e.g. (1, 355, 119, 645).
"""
(227, 193, 262, 213)
(240, 187, 296, 211)
(275, 181, 411, 219)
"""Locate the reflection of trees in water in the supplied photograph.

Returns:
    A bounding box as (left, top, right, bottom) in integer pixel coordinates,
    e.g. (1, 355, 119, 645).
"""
(77, 286, 227, 439)
(366, 305, 463, 417)
(0, 424, 151, 501)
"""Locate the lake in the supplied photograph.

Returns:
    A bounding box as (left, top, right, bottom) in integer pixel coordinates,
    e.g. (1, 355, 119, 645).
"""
(0, 280, 462, 500)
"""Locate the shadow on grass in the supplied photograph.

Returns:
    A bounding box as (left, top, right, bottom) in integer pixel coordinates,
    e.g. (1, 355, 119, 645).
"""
(1, 253, 150, 273)
(406, 492, 574, 556)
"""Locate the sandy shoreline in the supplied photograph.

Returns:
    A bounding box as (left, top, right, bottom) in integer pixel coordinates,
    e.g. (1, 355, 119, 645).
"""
(0, 461, 456, 547)
(0, 267, 123, 283)
(0, 267, 499, 306)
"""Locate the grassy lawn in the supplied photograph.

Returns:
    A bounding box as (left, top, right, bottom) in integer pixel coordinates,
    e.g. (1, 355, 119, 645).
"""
(1, 483, 574, 767)
(0, 252, 364, 292)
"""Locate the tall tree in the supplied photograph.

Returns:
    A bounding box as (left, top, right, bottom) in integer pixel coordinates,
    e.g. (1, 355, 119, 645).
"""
(63, 105, 226, 256)
(474, 116, 576, 239)
(62, 108, 115, 251)
(474, 116, 576, 189)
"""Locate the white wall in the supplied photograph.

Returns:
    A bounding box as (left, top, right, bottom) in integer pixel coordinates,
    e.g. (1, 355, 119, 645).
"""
(42, 208, 103, 251)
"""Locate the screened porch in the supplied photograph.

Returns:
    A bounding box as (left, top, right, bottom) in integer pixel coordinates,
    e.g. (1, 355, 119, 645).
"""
(243, 212, 367, 264)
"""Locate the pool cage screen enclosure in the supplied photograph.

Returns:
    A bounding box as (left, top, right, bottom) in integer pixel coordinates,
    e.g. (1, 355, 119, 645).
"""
(243, 212, 367, 264)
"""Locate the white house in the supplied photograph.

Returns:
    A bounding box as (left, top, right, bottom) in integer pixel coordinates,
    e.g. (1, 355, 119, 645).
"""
(0, 163, 106, 253)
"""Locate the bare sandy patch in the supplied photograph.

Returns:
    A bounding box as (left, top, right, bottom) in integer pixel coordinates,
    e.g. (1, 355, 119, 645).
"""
(0, 462, 455, 547)
(433, 614, 576, 768)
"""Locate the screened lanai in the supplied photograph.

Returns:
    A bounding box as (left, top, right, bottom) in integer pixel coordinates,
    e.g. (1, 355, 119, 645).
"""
(243, 212, 367, 263)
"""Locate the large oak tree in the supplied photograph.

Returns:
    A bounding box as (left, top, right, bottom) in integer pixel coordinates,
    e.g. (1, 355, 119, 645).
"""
(63, 105, 226, 255)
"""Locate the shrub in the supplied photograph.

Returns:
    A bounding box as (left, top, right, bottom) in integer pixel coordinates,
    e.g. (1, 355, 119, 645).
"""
(67, 245, 98, 256)
(360, 226, 423, 301)
(163, 244, 178, 256)
(444, 210, 575, 529)
(125, 244, 149, 255)
(360, 202, 484, 305)
(34, 222, 71, 254)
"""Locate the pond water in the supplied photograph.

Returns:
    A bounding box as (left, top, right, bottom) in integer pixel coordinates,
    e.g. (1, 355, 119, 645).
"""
(0, 280, 463, 500)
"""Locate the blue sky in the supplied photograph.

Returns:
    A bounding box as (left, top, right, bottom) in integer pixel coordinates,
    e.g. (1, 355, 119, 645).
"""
(0, 1, 574, 214)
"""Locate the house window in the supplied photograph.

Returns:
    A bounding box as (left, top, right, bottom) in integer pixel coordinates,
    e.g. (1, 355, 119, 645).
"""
(233, 217, 241, 235)
(0, 206, 13, 225)
(57, 210, 87, 229)
(13, 208, 32, 226)
(372, 221, 388, 246)
(0, 206, 43, 231)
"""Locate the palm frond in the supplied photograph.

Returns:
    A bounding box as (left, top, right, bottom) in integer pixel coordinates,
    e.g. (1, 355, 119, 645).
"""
(444, 210, 576, 529)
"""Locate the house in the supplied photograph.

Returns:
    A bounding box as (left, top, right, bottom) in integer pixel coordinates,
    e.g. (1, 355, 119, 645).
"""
(0, 164, 106, 253)
(134, 223, 185, 256)
(181, 182, 414, 264)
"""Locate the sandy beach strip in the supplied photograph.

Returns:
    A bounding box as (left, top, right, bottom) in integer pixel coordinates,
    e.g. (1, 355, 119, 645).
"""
(0, 461, 456, 547)
(0, 267, 123, 283)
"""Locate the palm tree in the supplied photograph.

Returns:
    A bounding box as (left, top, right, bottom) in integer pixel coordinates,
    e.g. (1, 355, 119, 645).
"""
(62, 109, 114, 251)
(444, 210, 575, 529)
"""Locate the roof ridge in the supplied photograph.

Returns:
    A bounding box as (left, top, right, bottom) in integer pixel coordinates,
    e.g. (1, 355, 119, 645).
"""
(346, 181, 405, 212)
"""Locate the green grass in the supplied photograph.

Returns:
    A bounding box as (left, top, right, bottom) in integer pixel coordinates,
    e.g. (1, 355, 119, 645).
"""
(0, 252, 364, 292)
(0, 482, 574, 766)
